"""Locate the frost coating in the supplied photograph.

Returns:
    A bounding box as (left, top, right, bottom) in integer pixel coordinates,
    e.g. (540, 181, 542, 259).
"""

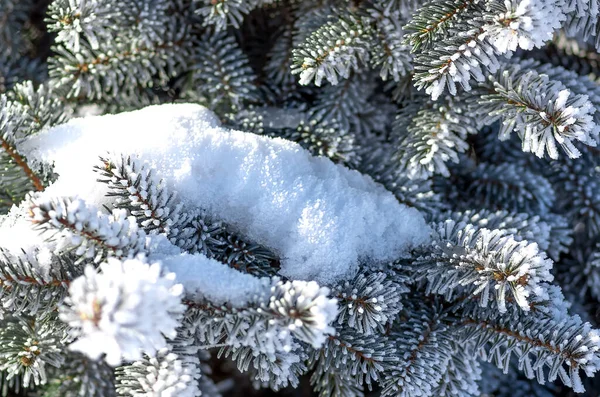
(22, 103, 430, 284)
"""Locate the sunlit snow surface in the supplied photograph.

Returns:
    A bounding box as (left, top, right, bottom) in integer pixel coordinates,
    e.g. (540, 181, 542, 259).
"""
(20, 103, 430, 285)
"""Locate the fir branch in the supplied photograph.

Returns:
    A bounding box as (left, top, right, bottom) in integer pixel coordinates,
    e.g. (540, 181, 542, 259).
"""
(43, 352, 116, 397)
(115, 323, 202, 396)
(334, 272, 406, 335)
(403, 0, 479, 52)
(0, 315, 67, 388)
(380, 300, 454, 396)
(292, 13, 375, 86)
(0, 249, 74, 316)
(436, 159, 555, 214)
(409, 220, 554, 313)
(393, 96, 478, 179)
(461, 310, 600, 393)
(191, 279, 337, 354)
(94, 155, 184, 235)
(187, 29, 260, 112)
(29, 196, 147, 264)
(0, 96, 43, 192)
(310, 330, 399, 390)
(469, 63, 600, 159)
(0, 136, 42, 191)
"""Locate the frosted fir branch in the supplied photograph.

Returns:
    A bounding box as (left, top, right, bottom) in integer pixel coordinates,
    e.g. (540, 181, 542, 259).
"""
(0, 248, 73, 316)
(60, 258, 185, 366)
(29, 196, 147, 264)
(219, 345, 306, 390)
(380, 300, 454, 397)
(444, 209, 572, 260)
(291, 14, 375, 86)
(431, 342, 481, 396)
(369, 8, 413, 82)
(444, 209, 551, 247)
(393, 97, 478, 179)
(334, 272, 406, 335)
(470, 65, 600, 159)
(357, 143, 449, 218)
(563, 0, 600, 50)
(438, 159, 555, 214)
(46, 0, 119, 52)
(94, 155, 186, 235)
(45, 352, 116, 397)
(10, 81, 72, 134)
(402, 0, 480, 52)
(462, 308, 600, 393)
(412, 0, 565, 99)
(309, 358, 365, 397)
(532, 59, 600, 126)
(411, 2, 500, 100)
(0, 314, 66, 388)
(410, 220, 554, 313)
(48, 25, 191, 101)
(188, 29, 261, 112)
(0, 96, 44, 192)
(191, 279, 337, 355)
(309, 330, 399, 390)
(194, 0, 267, 30)
(482, 0, 566, 53)
(115, 324, 202, 397)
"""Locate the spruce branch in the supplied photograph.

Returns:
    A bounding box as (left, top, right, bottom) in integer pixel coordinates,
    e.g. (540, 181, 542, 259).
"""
(402, 0, 479, 52)
(409, 220, 554, 313)
(369, 7, 413, 82)
(393, 96, 478, 179)
(292, 13, 375, 86)
(194, 0, 268, 31)
(436, 159, 555, 214)
(188, 29, 260, 112)
(49, 28, 190, 101)
(310, 329, 399, 391)
(469, 64, 600, 159)
(431, 342, 481, 396)
(46, 0, 120, 52)
(380, 300, 454, 396)
(29, 196, 147, 264)
(461, 308, 600, 393)
(334, 272, 406, 335)
(0, 315, 67, 388)
(94, 155, 184, 235)
(115, 323, 202, 396)
(0, 96, 43, 193)
(0, 249, 74, 317)
(219, 345, 306, 390)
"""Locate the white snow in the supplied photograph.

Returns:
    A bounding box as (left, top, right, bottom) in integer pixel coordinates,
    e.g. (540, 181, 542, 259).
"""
(20, 103, 430, 285)
(158, 251, 272, 307)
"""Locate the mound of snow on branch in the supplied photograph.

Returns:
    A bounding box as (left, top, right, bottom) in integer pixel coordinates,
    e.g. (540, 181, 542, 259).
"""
(21, 103, 430, 284)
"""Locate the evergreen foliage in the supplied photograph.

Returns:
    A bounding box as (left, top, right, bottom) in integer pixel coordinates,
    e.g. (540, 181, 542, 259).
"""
(1, 0, 600, 396)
